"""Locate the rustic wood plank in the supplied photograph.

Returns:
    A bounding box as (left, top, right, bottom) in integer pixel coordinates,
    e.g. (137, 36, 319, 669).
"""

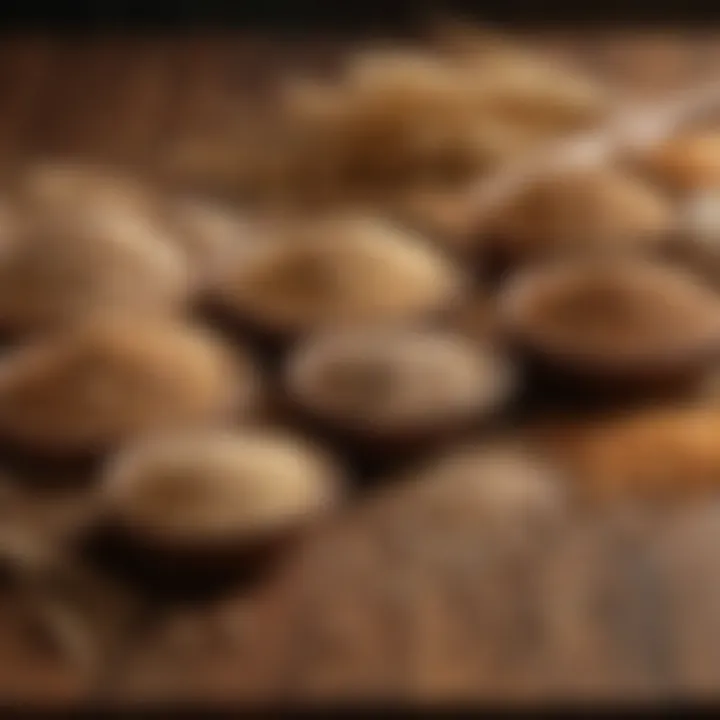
(102, 484, 720, 702)
(162, 34, 244, 144)
(20, 36, 105, 160)
(2, 31, 717, 169)
(85, 36, 184, 168)
(0, 36, 58, 163)
(44, 35, 144, 161)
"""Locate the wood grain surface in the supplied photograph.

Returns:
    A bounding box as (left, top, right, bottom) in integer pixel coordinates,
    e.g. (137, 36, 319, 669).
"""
(0, 30, 717, 168)
(0, 29, 719, 706)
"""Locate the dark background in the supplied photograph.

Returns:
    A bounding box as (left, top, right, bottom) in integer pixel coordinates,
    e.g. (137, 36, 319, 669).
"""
(0, 1, 717, 32)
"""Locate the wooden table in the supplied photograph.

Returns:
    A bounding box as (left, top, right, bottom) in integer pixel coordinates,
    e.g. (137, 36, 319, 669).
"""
(1, 29, 720, 706)
(0, 30, 719, 167)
